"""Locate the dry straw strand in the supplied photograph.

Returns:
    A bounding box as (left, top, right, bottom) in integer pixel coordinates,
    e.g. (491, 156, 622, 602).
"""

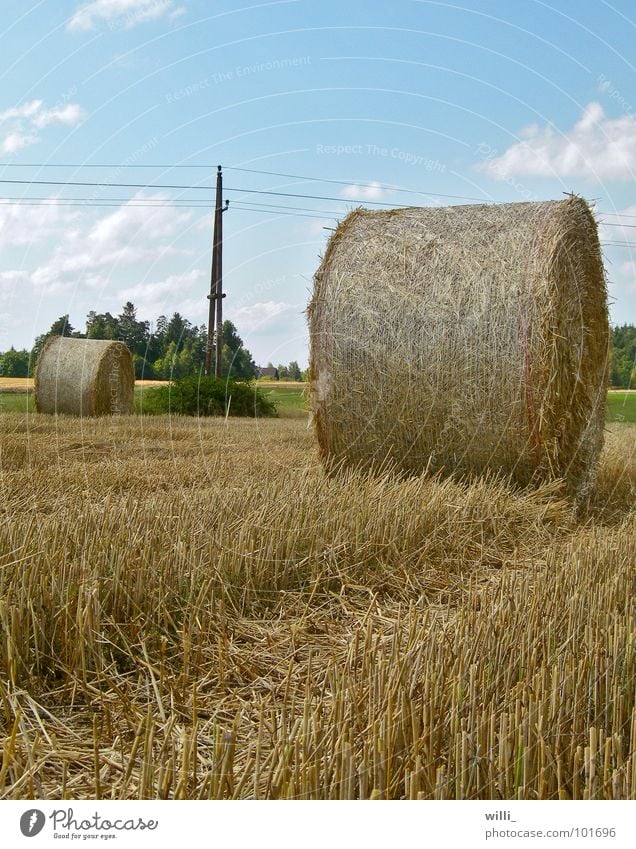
(35, 336, 135, 417)
(308, 197, 610, 501)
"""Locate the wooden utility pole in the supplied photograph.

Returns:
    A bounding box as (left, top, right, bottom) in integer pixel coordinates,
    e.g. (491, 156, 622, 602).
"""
(205, 166, 228, 377)
(214, 165, 225, 379)
(204, 190, 218, 376)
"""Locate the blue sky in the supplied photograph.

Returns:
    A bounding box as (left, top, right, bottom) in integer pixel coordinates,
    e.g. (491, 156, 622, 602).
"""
(1, 0, 635, 367)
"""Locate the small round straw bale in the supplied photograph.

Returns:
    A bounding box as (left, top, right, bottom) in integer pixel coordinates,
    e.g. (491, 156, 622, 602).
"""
(308, 197, 610, 499)
(35, 336, 135, 416)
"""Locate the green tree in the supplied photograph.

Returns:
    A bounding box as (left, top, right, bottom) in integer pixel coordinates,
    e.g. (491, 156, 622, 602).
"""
(50, 315, 75, 336)
(32, 314, 82, 364)
(166, 313, 191, 348)
(133, 354, 155, 380)
(287, 360, 301, 381)
(277, 363, 290, 379)
(154, 341, 177, 379)
(154, 341, 197, 379)
(221, 320, 257, 379)
(0, 347, 30, 377)
(190, 324, 208, 372)
(145, 314, 168, 363)
(117, 302, 149, 356)
(610, 325, 636, 387)
(86, 311, 119, 340)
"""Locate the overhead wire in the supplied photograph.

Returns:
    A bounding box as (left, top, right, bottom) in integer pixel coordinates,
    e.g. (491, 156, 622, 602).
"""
(0, 199, 633, 233)
(0, 177, 438, 208)
(0, 167, 631, 226)
(0, 162, 493, 203)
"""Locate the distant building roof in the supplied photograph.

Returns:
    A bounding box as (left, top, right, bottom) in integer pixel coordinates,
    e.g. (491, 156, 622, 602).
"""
(258, 366, 279, 379)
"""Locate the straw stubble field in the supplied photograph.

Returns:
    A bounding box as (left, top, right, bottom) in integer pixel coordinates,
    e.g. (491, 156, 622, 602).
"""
(0, 411, 634, 799)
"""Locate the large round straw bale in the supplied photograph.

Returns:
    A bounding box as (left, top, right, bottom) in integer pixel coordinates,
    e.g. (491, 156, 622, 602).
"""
(35, 336, 135, 416)
(308, 197, 610, 499)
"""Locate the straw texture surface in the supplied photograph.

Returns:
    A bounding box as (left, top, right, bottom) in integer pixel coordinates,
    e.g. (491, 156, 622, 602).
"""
(308, 197, 610, 499)
(35, 336, 134, 417)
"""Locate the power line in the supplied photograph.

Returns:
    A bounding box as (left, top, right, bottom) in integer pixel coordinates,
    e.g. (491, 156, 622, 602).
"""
(0, 177, 439, 208)
(224, 165, 491, 203)
(0, 197, 341, 218)
(0, 161, 494, 203)
(0, 196, 209, 203)
(231, 205, 338, 219)
(597, 211, 636, 219)
(0, 200, 211, 209)
(230, 199, 344, 215)
(0, 162, 633, 216)
(0, 162, 214, 168)
(1, 194, 632, 222)
(229, 186, 423, 207)
(0, 175, 633, 223)
(0, 177, 213, 191)
(0, 177, 412, 208)
(0, 197, 632, 228)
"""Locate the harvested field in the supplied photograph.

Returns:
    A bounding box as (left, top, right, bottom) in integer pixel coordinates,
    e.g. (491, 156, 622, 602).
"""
(0, 378, 34, 392)
(0, 378, 170, 391)
(0, 412, 634, 799)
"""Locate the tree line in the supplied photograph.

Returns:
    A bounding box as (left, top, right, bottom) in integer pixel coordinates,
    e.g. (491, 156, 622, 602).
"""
(0, 302, 305, 381)
(610, 324, 636, 388)
(0, 307, 632, 386)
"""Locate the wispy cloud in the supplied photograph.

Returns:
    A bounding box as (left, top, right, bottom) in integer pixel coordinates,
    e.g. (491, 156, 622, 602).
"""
(477, 102, 636, 181)
(32, 103, 86, 129)
(0, 100, 44, 122)
(0, 198, 80, 247)
(1, 132, 38, 154)
(33, 194, 192, 291)
(233, 301, 299, 332)
(620, 261, 636, 294)
(340, 181, 394, 201)
(0, 99, 85, 155)
(116, 270, 204, 314)
(68, 0, 185, 31)
(0, 193, 193, 295)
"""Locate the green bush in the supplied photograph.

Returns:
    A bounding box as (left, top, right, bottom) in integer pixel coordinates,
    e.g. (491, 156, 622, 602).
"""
(141, 375, 277, 418)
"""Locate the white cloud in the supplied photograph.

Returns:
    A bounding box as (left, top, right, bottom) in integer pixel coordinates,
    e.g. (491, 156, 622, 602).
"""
(340, 181, 394, 201)
(233, 301, 299, 332)
(26, 194, 193, 293)
(619, 261, 636, 294)
(117, 270, 203, 302)
(0, 199, 80, 247)
(68, 0, 182, 31)
(89, 193, 191, 245)
(32, 103, 86, 129)
(1, 132, 38, 154)
(0, 100, 43, 122)
(0, 99, 85, 155)
(478, 102, 636, 181)
(0, 270, 29, 282)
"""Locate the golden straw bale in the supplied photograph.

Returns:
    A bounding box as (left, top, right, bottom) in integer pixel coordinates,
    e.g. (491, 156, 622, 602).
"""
(35, 336, 134, 417)
(308, 197, 610, 499)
